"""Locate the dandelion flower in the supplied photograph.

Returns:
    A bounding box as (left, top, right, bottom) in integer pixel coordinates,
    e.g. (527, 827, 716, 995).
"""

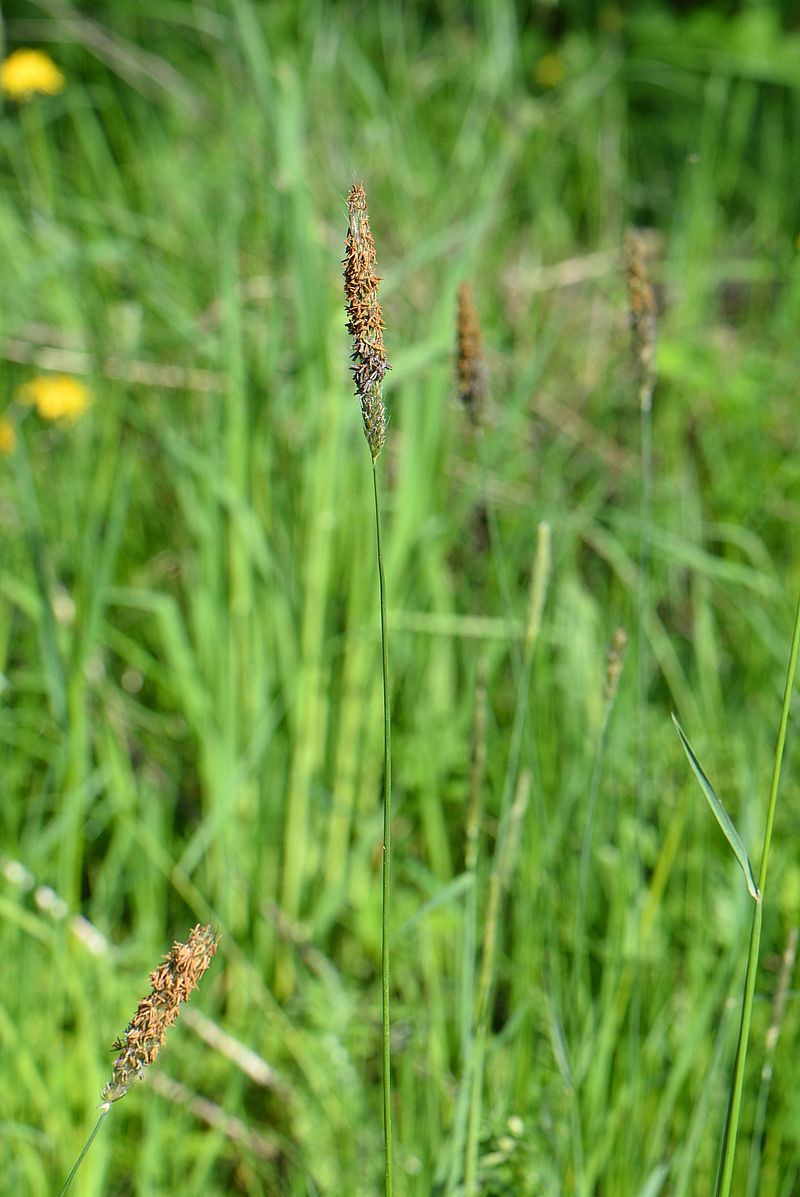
(0, 49, 65, 101)
(17, 375, 92, 422)
(103, 924, 219, 1103)
(0, 417, 16, 455)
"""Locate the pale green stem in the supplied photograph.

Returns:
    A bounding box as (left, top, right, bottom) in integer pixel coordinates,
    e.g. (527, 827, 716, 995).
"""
(630, 378, 653, 1115)
(464, 524, 550, 1195)
(744, 926, 797, 1197)
(444, 659, 487, 1197)
(59, 1103, 110, 1196)
(475, 428, 522, 679)
(715, 593, 800, 1197)
(572, 688, 616, 1012)
(372, 461, 393, 1197)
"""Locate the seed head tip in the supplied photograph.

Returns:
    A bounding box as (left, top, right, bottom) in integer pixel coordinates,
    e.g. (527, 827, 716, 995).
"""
(343, 181, 389, 459)
(101, 924, 219, 1104)
(456, 282, 488, 423)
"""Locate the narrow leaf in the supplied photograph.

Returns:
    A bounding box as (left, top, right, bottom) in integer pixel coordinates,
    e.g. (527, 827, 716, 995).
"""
(672, 713, 760, 901)
(636, 1163, 670, 1197)
(393, 873, 473, 940)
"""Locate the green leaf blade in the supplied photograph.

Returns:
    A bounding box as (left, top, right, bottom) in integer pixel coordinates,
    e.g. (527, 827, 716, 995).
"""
(671, 713, 760, 902)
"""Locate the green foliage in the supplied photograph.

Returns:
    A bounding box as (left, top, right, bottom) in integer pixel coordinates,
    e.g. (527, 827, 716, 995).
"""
(1, 1, 800, 1194)
(672, 715, 759, 900)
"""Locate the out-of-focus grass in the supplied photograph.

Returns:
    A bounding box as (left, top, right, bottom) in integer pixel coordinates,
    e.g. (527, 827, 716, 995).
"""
(2, 2, 800, 1194)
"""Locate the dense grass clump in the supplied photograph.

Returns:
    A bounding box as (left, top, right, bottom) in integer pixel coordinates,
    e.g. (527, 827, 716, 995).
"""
(2, 3, 800, 1194)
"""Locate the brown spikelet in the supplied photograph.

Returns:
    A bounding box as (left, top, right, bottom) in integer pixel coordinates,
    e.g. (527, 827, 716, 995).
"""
(604, 627, 628, 703)
(456, 282, 488, 424)
(102, 924, 219, 1103)
(624, 229, 657, 412)
(343, 181, 389, 459)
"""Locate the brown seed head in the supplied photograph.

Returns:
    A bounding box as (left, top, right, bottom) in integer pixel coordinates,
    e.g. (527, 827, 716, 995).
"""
(624, 229, 656, 412)
(102, 924, 219, 1103)
(456, 282, 488, 424)
(343, 181, 388, 459)
(604, 627, 628, 704)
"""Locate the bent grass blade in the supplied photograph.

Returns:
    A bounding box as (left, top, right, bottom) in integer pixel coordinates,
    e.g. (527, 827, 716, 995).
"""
(671, 713, 759, 903)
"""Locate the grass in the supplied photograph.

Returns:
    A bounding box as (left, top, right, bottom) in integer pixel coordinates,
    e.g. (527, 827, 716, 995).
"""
(2, 2, 800, 1194)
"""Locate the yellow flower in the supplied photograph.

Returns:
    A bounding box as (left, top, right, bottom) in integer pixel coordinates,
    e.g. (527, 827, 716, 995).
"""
(534, 53, 565, 89)
(17, 375, 92, 421)
(0, 49, 65, 101)
(0, 417, 16, 455)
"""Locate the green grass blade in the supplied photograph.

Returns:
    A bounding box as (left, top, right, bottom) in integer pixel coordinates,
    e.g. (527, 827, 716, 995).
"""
(671, 713, 759, 901)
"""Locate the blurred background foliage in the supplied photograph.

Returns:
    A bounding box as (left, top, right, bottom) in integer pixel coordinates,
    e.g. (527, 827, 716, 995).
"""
(2, 1, 800, 1194)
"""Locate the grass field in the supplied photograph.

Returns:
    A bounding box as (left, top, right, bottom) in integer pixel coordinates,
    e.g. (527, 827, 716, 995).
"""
(3, 2, 800, 1194)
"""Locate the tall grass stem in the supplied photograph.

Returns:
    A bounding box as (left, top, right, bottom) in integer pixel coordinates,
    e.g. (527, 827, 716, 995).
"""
(745, 926, 798, 1197)
(628, 222, 656, 1137)
(573, 629, 627, 1007)
(475, 431, 522, 678)
(464, 522, 550, 1194)
(373, 461, 394, 1197)
(445, 657, 488, 1197)
(715, 593, 800, 1197)
(59, 1104, 110, 1196)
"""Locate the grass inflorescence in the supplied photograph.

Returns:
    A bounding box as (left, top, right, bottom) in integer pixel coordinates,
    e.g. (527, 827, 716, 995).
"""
(3, 4, 800, 1194)
(344, 178, 394, 1196)
(456, 281, 488, 425)
(103, 923, 219, 1103)
(60, 925, 219, 1194)
(344, 181, 389, 461)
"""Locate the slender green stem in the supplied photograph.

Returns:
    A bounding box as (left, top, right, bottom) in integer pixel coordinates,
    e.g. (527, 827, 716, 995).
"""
(755, 598, 800, 898)
(745, 927, 798, 1197)
(715, 593, 800, 1197)
(629, 379, 652, 1114)
(59, 1103, 110, 1196)
(637, 391, 653, 797)
(464, 523, 550, 1195)
(372, 461, 393, 1197)
(444, 657, 487, 1197)
(572, 691, 615, 1012)
(474, 429, 522, 680)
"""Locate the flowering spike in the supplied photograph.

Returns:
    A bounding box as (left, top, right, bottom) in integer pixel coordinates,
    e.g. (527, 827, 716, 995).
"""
(343, 181, 389, 459)
(624, 229, 657, 413)
(456, 282, 488, 424)
(102, 924, 219, 1103)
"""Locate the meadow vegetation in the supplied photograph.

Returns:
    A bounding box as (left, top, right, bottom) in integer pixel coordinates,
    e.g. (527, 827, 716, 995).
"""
(2, 2, 800, 1193)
